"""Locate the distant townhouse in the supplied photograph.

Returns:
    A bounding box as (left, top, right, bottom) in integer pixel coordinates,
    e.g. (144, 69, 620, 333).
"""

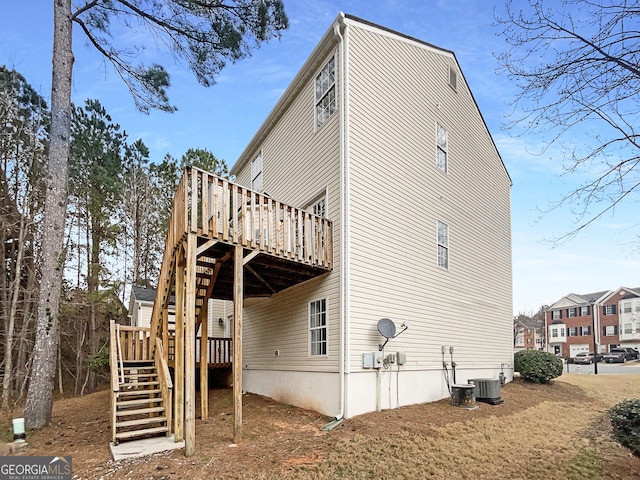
(545, 287, 640, 357)
(514, 319, 543, 351)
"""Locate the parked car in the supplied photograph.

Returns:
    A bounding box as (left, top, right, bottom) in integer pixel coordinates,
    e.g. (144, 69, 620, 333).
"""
(573, 352, 603, 364)
(604, 348, 633, 363)
(620, 347, 639, 360)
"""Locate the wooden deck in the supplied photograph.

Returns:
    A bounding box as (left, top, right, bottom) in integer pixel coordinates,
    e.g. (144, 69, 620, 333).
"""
(111, 167, 334, 456)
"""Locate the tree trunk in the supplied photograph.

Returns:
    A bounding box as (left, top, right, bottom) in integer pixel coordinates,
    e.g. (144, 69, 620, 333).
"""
(1, 215, 27, 409)
(16, 270, 36, 399)
(23, 0, 73, 429)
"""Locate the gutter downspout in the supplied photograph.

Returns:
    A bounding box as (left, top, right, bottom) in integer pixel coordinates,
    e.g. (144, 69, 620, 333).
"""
(334, 14, 348, 421)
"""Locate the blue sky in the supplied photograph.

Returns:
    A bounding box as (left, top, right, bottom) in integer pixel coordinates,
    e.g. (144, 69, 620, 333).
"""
(2, 1, 639, 314)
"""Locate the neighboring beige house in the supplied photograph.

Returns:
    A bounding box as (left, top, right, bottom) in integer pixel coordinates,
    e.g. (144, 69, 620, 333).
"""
(128, 285, 232, 343)
(227, 13, 513, 418)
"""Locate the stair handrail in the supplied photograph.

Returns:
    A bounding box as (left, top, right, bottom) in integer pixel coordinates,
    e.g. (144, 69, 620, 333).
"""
(109, 320, 120, 445)
(154, 336, 173, 436)
(109, 320, 120, 392)
(117, 324, 125, 385)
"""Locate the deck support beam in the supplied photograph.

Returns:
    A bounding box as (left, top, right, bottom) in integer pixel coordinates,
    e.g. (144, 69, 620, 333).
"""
(184, 234, 197, 457)
(174, 246, 185, 443)
(200, 300, 209, 419)
(233, 245, 243, 443)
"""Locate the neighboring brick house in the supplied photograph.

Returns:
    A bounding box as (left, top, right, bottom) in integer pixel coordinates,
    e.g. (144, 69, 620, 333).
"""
(546, 287, 640, 357)
(514, 319, 543, 351)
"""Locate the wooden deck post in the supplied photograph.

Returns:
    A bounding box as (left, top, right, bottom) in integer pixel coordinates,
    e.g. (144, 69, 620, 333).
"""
(233, 245, 243, 443)
(200, 304, 209, 419)
(174, 246, 185, 442)
(184, 233, 197, 457)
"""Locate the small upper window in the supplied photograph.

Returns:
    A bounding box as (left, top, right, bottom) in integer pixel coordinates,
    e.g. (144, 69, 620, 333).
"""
(437, 220, 449, 269)
(580, 306, 590, 316)
(605, 305, 616, 315)
(251, 153, 263, 192)
(552, 310, 562, 320)
(315, 56, 336, 128)
(568, 308, 576, 318)
(448, 65, 457, 91)
(436, 123, 448, 173)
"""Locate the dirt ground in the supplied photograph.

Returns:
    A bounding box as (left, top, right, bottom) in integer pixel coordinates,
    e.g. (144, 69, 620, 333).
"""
(2, 373, 640, 479)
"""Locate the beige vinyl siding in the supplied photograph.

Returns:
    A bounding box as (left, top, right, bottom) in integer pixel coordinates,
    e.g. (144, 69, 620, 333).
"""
(233, 49, 342, 373)
(207, 299, 233, 338)
(134, 302, 153, 328)
(345, 24, 512, 370)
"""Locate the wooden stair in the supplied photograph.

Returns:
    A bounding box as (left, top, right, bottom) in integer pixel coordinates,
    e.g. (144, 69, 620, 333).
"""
(113, 360, 169, 444)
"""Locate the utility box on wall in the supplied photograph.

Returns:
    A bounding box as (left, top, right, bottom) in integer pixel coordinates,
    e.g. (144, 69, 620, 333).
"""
(397, 352, 407, 365)
(362, 352, 373, 368)
(362, 351, 385, 369)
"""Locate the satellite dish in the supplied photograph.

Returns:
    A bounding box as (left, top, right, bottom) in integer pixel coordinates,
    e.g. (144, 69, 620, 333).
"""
(377, 318, 396, 339)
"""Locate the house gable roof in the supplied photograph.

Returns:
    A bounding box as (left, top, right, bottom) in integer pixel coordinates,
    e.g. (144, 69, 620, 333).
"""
(131, 285, 157, 304)
(550, 290, 611, 309)
(230, 12, 511, 185)
(598, 286, 640, 304)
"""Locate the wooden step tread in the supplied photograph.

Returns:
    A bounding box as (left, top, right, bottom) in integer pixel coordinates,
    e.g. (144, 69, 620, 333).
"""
(116, 406, 165, 417)
(122, 361, 154, 367)
(118, 388, 161, 397)
(123, 373, 158, 379)
(116, 416, 167, 428)
(117, 397, 163, 407)
(119, 381, 159, 388)
(115, 426, 169, 440)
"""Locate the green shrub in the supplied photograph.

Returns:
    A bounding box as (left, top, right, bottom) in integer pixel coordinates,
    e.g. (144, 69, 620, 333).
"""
(609, 398, 640, 457)
(89, 345, 110, 373)
(514, 350, 563, 384)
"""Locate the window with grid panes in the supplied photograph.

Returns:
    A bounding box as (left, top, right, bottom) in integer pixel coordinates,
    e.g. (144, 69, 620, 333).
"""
(437, 220, 449, 269)
(315, 56, 336, 128)
(436, 123, 448, 172)
(309, 299, 327, 356)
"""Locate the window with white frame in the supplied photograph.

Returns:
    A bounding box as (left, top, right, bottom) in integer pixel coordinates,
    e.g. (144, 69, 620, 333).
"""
(624, 323, 632, 334)
(251, 153, 263, 192)
(623, 302, 632, 313)
(561, 328, 565, 336)
(580, 306, 590, 316)
(307, 193, 326, 217)
(568, 327, 577, 336)
(568, 308, 576, 318)
(605, 304, 616, 315)
(551, 329, 558, 338)
(315, 56, 336, 128)
(309, 299, 327, 356)
(437, 220, 449, 269)
(635, 302, 640, 312)
(604, 325, 617, 336)
(552, 310, 562, 320)
(436, 123, 448, 173)
(581, 326, 591, 336)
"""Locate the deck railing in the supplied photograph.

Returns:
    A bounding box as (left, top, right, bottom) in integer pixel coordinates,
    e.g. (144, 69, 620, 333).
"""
(116, 325, 151, 361)
(149, 166, 333, 348)
(188, 167, 333, 269)
(167, 335, 232, 368)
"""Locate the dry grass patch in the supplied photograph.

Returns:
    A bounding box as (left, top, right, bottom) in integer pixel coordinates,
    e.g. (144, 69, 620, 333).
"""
(4, 374, 640, 479)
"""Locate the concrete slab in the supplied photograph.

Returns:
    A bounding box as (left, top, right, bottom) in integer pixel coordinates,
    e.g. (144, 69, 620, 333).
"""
(109, 435, 184, 461)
